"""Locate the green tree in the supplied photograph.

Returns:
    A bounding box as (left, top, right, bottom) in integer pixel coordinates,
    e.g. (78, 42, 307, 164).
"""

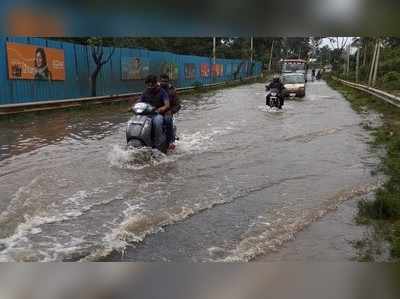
(87, 38, 116, 97)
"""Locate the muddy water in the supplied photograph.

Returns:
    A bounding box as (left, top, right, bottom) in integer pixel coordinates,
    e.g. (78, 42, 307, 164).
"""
(0, 81, 381, 261)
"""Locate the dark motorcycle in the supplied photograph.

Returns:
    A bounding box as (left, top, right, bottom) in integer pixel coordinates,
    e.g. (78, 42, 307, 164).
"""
(126, 102, 176, 154)
(266, 88, 283, 109)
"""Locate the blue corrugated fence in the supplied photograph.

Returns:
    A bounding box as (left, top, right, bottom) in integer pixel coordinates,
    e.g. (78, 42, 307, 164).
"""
(0, 37, 262, 105)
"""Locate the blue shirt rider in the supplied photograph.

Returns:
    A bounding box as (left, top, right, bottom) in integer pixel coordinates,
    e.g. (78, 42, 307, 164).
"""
(139, 75, 170, 150)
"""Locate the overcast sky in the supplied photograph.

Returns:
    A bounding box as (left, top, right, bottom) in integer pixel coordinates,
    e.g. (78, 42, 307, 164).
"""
(320, 37, 355, 49)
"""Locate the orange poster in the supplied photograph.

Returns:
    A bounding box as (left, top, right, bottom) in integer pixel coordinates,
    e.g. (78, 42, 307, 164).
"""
(211, 64, 223, 77)
(200, 64, 210, 77)
(211, 64, 218, 76)
(6, 42, 65, 81)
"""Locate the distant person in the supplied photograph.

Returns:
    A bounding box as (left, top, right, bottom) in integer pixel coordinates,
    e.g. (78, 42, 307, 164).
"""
(159, 74, 181, 150)
(311, 69, 316, 82)
(34, 48, 52, 80)
(139, 75, 170, 150)
(316, 70, 322, 80)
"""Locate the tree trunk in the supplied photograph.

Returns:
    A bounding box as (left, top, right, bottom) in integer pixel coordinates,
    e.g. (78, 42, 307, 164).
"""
(368, 41, 378, 86)
(268, 40, 275, 72)
(234, 61, 244, 80)
(89, 45, 115, 97)
(346, 46, 350, 77)
(363, 43, 368, 66)
(356, 47, 360, 82)
(91, 66, 101, 97)
(372, 40, 381, 87)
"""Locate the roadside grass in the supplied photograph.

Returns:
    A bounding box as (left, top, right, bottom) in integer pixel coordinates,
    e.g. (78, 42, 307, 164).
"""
(326, 77, 400, 261)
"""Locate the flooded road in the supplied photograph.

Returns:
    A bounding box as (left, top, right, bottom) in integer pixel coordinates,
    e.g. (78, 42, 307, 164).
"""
(0, 80, 382, 261)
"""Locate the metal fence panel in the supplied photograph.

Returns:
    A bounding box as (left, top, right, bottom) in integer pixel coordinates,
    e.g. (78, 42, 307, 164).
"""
(0, 38, 262, 105)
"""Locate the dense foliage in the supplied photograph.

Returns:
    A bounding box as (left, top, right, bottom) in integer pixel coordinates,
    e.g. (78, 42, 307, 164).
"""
(51, 37, 314, 72)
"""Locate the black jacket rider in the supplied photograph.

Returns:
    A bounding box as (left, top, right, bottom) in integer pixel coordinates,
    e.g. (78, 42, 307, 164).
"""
(266, 78, 285, 108)
(267, 79, 285, 93)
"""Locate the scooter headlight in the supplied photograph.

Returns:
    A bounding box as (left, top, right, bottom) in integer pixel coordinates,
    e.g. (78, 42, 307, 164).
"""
(133, 102, 150, 114)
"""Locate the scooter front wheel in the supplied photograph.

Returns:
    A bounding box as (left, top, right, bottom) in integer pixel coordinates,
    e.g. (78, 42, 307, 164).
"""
(127, 139, 144, 149)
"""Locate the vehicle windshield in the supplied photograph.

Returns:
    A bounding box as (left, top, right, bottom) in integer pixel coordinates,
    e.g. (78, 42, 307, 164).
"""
(282, 75, 305, 84)
(282, 63, 305, 73)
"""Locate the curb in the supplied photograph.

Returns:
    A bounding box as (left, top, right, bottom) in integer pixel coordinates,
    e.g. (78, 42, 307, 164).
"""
(0, 76, 262, 115)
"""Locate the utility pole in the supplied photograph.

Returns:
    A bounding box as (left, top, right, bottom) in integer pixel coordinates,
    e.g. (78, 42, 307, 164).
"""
(356, 45, 360, 82)
(372, 39, 381, 87)
(212, 37, 216, 81)
(213, 37, 216, 65)
(368, 40, 378, 86)
(268, 39, 275, 72)
(250, 37, 254, 63)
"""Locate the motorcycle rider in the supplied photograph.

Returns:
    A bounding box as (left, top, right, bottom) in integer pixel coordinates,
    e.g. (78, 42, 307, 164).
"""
(266, 74, 285, 109)
(159, 74, 181, 150)
(139, 75, 170, 151)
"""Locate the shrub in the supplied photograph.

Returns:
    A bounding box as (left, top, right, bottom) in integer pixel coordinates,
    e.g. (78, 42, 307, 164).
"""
(359, 65, 370, 82)
(358, 189, 400, 220)
(391, 222, 400, 258)
(382, 71, 400, 90)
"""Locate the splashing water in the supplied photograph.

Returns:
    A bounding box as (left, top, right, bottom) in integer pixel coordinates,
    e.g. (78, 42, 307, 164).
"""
(108, 125, 235, 170)
(108, 145, 170, 170)
(258, 105, 285, 113)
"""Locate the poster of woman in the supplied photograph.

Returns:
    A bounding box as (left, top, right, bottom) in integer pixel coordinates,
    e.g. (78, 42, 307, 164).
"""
(34, 48, 52, 80)
(211, 64, 223, 77)
(200, 64, 210, 77)
(121, 57, 150, 80)
(6, 42, 65, 81)
(132, 58, 141, 79)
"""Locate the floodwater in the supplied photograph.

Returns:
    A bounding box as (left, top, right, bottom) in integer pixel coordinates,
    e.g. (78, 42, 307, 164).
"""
(0, 80, 382, 261)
